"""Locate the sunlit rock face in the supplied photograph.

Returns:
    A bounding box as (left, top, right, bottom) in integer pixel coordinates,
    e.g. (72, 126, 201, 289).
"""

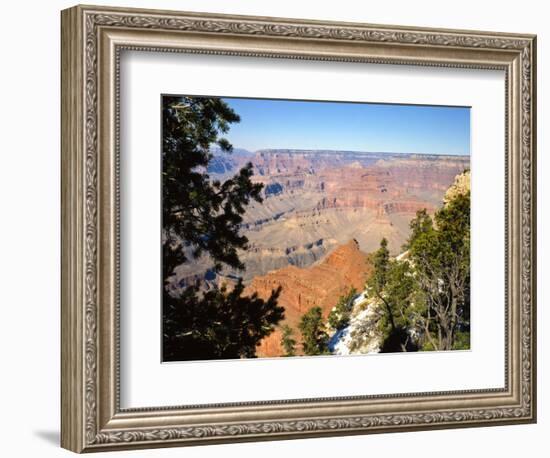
(247, 240, 373, 357)
(172, 149, 469, 288)
(169, 150, 469, 356)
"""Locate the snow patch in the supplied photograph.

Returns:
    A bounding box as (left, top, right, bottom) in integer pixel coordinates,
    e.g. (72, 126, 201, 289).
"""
(328, 292, 382, 355)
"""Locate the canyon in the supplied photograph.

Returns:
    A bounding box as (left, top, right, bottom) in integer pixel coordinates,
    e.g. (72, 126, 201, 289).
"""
(172, 149, 469, 284)
(247, 239, 373, 357)
(169, 149, 469, 356)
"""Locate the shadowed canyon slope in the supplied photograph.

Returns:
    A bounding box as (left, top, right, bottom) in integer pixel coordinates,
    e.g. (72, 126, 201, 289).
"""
(246, 239, 373, 357)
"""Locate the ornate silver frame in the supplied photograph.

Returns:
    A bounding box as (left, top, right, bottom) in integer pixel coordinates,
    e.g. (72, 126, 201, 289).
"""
(61, 4, 537, 453)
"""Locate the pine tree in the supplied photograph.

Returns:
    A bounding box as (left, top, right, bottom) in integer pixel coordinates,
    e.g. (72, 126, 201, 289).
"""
(408, 191, 470, 351)
(163, 281, 282, 361)
(299, 307, 330, 356)
(368, 238, 397, 334)
(328, 287, 357, 331)
(162, 96, 284, 361)
(367, 183, 470, 353)
(367, 182, 470, 352)
(280, 324, 297, 357)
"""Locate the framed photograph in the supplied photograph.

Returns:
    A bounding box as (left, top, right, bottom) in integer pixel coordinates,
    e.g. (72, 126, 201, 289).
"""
(61, 4, 537, 453)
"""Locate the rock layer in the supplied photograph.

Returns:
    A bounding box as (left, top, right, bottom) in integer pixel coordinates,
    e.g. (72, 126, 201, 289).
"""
(244, 240, 373, 357)
(172, 150, 469, 290)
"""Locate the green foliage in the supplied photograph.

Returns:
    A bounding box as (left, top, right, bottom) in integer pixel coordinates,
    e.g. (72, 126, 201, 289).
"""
(163, 281, 283, 361)
(369, 244, 419, 352)
(162, 95, 264, 273)
(408, 191, 470, 351)
(452, 331, 471, 350)
(384, 261, 414, 327)
(162, 96, 283, 360)
(368, 238, 403, 350)
(403, 209, 433, 252)
(367, 184, 470, 353)
(328, 287, 357, 331)
(421, 331, 469, 352)
(299, 306, 330, 356)
(371, 238, 390, 293)
(280, 324, 297, 357)
(420, 340, 436, 352)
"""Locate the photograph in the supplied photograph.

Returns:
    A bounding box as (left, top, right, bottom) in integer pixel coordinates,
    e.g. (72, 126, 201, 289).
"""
(161, 95, 471, 362)
(57, 4, 536, 453)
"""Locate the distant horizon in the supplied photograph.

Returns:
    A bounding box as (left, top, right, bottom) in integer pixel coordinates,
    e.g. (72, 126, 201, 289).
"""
(218, 96, 471, 156)
(218, 146, 471, 158)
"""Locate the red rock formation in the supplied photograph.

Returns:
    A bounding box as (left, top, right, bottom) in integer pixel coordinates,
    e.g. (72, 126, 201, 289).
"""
(177, 150, 469, 294)
(244, 240, 373, 357)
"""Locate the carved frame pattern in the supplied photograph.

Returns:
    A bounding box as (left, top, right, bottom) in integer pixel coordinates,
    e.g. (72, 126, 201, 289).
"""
(61, 5, 536, 453)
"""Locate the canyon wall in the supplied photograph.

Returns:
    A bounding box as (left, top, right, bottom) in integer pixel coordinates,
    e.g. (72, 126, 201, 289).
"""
(168, 149, 469, 358)
(246, 240, 373, 357)
(171, 149, 469, 290)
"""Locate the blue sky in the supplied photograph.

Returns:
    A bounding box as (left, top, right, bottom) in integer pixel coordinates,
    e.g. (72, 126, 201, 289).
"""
(221, 97, 470, 156)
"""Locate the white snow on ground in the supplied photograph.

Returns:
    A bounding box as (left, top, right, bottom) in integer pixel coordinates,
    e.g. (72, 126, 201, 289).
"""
(328, 292, 382, 355)
(352, 291, 368, 307)
(395, 250, 409, 261)
(328, 250, 410, 355)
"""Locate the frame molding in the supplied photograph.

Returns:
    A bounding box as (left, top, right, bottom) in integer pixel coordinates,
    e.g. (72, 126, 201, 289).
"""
(61, 4, 536, 453)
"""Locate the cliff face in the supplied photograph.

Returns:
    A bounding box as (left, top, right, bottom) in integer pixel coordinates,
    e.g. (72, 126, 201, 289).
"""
(167, 153, 472, 359)
(172, 149, 469, 291)
(444, 169, 471, 205)
(244, 240, 373, 357)
(328, 169, 472, 357)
